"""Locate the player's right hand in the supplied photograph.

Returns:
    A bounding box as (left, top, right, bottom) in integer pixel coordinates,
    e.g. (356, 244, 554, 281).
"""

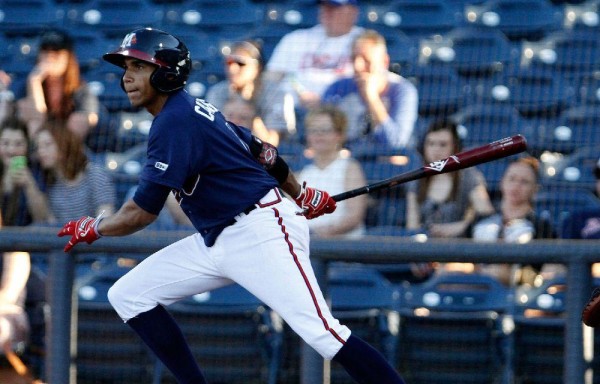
(58, 215, 103, 252)
(293, 181, 337, 220)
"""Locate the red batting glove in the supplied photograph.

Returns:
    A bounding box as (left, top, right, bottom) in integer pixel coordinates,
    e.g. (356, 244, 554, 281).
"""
(57, 215, 103, 252)
(293, 181, 337, 219)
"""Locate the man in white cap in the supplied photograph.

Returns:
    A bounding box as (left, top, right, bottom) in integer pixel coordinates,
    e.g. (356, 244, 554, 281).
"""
(266, 0, 363, 110)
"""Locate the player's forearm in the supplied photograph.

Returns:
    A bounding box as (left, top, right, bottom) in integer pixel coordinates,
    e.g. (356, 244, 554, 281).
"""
(280, 171, 302, 199)
(97, 199, 157, 236)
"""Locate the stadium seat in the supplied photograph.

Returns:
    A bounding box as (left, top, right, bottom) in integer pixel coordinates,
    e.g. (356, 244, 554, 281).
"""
(526, 30, 600, 79)
(534, 105, 600, 155)
(63, 0, 164, 38)
(512, 276, 566, 384)
(451, 102, 531, 149)
(261, 2, 318, 29)
(0, 0, 62, 36)
(397, 272, 514, 383)
(540, 144, 600, 190)
(473, 67, 574, 118)
(575, 72, 600, 106)
(162, 0, 264, 39)
(559, 206, 600, 239)
(375, 0, 459, 38)
(404, 65, 465, 117)
(76, 263, 156, 384)
(155, 284, 283, 384)
(326, 263, 402, 383)
(533, 188, 600, 231)
(463, 0, 562, 41)
(421, 26, 517, 77)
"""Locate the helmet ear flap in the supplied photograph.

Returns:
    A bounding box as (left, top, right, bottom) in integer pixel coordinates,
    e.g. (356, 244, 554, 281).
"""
(150, 69, 185, 93)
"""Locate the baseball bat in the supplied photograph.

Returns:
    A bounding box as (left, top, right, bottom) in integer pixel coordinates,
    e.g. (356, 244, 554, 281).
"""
(332, 134, 528, 202)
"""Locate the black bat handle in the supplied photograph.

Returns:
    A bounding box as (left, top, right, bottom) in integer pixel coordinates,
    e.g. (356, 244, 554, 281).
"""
(331, 168, 425, 202)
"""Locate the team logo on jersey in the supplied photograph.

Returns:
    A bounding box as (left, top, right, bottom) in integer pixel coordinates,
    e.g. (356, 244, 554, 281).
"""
(155, 161, 169, 171)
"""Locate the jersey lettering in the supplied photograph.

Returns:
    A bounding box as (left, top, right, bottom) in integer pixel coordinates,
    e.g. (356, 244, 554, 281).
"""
(194, 99, 218, 121)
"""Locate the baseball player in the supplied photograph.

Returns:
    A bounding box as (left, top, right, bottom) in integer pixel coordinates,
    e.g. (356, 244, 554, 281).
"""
(58, 28, 405, 384)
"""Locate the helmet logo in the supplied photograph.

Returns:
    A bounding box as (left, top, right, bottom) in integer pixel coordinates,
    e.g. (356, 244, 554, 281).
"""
(121, 32, 137, 48)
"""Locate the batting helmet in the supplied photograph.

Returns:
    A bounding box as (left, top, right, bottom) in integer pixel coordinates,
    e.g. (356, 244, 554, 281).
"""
(103, 28, 191, 93)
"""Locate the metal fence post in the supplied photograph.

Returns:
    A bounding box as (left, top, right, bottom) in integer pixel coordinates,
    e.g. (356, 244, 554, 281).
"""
(46, 250, 76, 384)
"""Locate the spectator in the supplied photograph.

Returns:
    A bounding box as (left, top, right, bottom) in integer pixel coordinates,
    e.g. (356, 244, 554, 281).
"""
(265, 0, 363, 110)
(296, 105, 367, 238)
(16, 29, 99, 140)
(562, 156, 600, 240)
(405, 118, 495, 238)
(323, 29, 418, 149)
(220, 97, 272, 143)
(205, 41, 294, 145)
(33, 119, 116, 225)
(0, 118, 48, 226)
(469, 156, 557, 286)
(0, 70, 15, 128)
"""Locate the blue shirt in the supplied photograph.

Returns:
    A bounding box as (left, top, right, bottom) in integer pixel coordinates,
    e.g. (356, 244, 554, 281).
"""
(138, 90, 278, 243)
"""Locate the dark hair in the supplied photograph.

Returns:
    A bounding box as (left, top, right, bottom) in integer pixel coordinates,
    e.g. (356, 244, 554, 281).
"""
(416, 117, 463, 204)
(39, 29, 74, 52)
(38, 119, 88, 185)
(595, 158, 600, 179)
(229, 40, 264, 69)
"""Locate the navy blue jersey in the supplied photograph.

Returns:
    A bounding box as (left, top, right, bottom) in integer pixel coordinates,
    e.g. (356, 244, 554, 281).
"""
(139, 90, 278, 237)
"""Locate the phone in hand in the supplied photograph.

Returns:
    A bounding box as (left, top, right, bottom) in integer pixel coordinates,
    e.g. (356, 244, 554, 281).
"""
(9, 155, 27, 172)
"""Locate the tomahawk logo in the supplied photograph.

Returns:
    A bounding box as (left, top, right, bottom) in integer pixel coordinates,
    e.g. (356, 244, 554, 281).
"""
(425, 156, 459, 172)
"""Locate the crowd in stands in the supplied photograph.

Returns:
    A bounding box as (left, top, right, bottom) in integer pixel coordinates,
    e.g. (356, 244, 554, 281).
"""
(1, 0, 600, 380)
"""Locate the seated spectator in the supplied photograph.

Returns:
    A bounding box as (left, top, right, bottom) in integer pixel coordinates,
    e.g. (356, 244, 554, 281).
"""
(0, 118, 48, 226)
(323, 29, 418, 149)
(265, 0, 363, 110)
(16, 29, 99, 140)
(33, 119, 116, 225)
(0, 70, 14, 128)
(296, 105, 367, 238)
(469, 156, 557, 286)
(205, 41, 294, 146)
(406, 118, 495, 238)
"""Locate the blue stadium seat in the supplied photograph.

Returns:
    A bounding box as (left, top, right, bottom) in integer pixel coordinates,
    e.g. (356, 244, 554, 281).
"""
(575, 72, 600, 106)
(535, 105, 600, 155)
(375, 0, 459, 38)
(397, 272, 513, 383)
(404, 65, 464, 117)
(560, 206, 600, 239)
(162, 0, 264, 39)
(463, 0, 562, 41)
(541, 144, 600, 190)
(261, 2, 318, 29)
(63, 0, 163, 38)
(0, 0, 62, 36)
(326, 263, 401, 383)
(527, 30, 600, 79)
(534, 188, 600, 231)
(474, 67, 574, 118)
(423, 26, 517, 77)
(452, 103, 531, 149)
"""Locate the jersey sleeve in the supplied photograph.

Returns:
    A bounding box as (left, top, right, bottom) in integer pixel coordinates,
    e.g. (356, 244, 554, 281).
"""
(141, 110, 205, 190)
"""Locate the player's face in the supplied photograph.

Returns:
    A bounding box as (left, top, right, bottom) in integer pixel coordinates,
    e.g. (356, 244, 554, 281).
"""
(122, 58, 162, 112)
(305, 114, 341, 154)
(319, 4, 358, 37)
(0, 128, 27, 166)
(501, 162, 538, 206)
(35, 129, 59, 170)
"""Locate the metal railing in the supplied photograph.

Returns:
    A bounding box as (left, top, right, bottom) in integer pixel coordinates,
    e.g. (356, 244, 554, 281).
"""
(0, 227, 597, 384)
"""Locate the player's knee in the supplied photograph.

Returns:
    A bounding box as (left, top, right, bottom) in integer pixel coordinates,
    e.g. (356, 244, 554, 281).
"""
(107, 281, 131, 320)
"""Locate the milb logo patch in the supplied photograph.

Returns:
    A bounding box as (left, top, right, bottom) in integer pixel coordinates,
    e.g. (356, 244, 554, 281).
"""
(155, 162, 169, 171)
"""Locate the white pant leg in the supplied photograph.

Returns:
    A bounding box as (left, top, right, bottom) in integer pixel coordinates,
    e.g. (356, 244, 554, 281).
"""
(107, 233, 232, 321)
(212, 196, 351, 360)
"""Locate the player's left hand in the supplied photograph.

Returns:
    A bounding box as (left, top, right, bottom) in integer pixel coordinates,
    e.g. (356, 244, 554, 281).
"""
(294, 181, 336, 219)
(57, 215, 104, 252)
